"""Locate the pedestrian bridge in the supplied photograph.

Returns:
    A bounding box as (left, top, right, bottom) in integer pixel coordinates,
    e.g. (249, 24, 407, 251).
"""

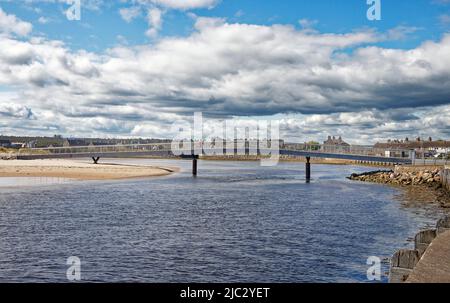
(16, 142, 412, 181)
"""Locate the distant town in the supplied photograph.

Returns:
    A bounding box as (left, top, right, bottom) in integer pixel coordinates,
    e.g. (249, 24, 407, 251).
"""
(0, 135, 171, 149)
(1, 134, 449, 160)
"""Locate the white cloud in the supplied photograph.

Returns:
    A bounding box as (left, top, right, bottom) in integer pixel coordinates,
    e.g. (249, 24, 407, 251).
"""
(0, 7, 32, 36)
(119, 0, 221, 37)
(119, 6, 141, 23)
(145, 7, 163, 38)
(38, 16, 49, 24)
(0, 8, 449, 141)
(299, 18, 318, 30)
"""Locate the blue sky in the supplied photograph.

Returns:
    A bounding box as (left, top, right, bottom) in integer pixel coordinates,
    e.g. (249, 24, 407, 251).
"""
(2, 0, 449, 50)
(0, 0, 449, 142)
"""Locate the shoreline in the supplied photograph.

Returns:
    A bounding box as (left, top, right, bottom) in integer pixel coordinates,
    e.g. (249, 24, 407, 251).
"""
(348, 167, 450, 208)
(0, 159, 179, 180)
(348, 166, 450, 282)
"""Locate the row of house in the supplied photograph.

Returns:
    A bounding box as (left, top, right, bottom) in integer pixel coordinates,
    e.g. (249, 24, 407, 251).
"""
(375, 137, 450, 157)
(321, 135, 449, 158)
(0, 139, 35, 149)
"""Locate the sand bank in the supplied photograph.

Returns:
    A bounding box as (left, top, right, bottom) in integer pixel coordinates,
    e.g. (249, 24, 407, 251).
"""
(0, 159, 178, 180)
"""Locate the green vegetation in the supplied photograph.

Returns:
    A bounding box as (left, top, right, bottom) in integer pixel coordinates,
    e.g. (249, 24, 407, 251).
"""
(18, 148, 50, 155)
(306, 141, 321, 151)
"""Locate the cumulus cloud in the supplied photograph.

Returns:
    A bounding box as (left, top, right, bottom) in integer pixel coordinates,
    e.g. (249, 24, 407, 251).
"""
(0, 7, 32, 36)
(0, 8, 449, 141)
(0, 103, 34, 119)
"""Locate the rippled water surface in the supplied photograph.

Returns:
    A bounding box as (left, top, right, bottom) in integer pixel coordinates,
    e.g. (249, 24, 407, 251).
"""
(0, 159, 444, 282)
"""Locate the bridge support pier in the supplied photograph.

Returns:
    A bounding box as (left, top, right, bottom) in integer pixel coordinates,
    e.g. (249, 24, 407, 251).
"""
(192, 156, 198, 176)
(306, 156, 311, 183)
(92, 157, 100, 164)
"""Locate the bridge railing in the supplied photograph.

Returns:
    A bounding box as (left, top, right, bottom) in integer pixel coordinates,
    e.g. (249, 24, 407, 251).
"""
(16, 143, 174, 156)
(17, 141, 415, 161)
(283, 143, 411, 158)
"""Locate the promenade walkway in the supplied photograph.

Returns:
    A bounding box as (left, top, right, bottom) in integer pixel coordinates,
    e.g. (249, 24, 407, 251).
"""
(407, 231, 450, 283)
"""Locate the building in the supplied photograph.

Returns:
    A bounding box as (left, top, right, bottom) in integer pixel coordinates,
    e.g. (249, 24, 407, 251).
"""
(374, 137, 450, 158)
(322, 136, 350, 152)
(323, 136, 350, 146)
(0, 139, 11, 148)
(26, 140, 37, 148)
(11, 142, 26, 149)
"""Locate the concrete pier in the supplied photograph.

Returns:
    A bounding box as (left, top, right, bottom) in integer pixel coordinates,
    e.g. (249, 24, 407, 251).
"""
(305, 156, 311, 182)
(192, 157, 198, 176)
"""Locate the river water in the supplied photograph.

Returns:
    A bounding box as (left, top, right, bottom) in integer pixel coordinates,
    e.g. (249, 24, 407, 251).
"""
(0, 159, 444, 282)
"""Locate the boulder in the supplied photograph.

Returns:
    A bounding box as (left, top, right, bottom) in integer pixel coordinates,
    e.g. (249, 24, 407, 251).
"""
(422, 173, 431, 180)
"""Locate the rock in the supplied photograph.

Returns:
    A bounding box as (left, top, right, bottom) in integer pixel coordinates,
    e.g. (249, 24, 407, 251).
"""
(422, 173, 431, 180)
(349, 167, 447, 194)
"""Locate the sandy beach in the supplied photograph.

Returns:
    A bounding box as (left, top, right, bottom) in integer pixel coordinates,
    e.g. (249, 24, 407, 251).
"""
(0, 159, 178, 180)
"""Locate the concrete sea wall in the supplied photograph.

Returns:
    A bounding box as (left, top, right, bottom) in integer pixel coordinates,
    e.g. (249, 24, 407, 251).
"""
(389, 216, 450, 283)
(441, 167, 450, 191)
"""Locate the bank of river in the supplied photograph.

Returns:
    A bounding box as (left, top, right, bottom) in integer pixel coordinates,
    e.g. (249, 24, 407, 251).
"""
(0, 159, 178, 180)
(348, 165, 450, 282)
(0, 159, 446, 282)
(348, 166, 450, 208)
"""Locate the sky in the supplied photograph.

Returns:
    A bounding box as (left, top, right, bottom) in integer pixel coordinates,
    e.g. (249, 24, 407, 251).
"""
(0, 0, 449, 143)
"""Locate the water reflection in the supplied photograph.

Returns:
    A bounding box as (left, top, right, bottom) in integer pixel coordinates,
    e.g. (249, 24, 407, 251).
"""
(0, 177, 75, 188)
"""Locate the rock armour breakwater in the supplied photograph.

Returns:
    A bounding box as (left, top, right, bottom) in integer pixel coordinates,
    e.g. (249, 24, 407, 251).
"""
(348, 166, 450, 208)
(348, 168, 442, 187)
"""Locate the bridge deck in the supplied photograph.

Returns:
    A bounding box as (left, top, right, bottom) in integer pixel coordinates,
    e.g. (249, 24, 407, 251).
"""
(16, 148, 412, 164)
(280, 150, 411, 164)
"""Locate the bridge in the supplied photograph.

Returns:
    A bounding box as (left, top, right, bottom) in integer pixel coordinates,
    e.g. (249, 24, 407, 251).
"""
(15, 142, 413, 181)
